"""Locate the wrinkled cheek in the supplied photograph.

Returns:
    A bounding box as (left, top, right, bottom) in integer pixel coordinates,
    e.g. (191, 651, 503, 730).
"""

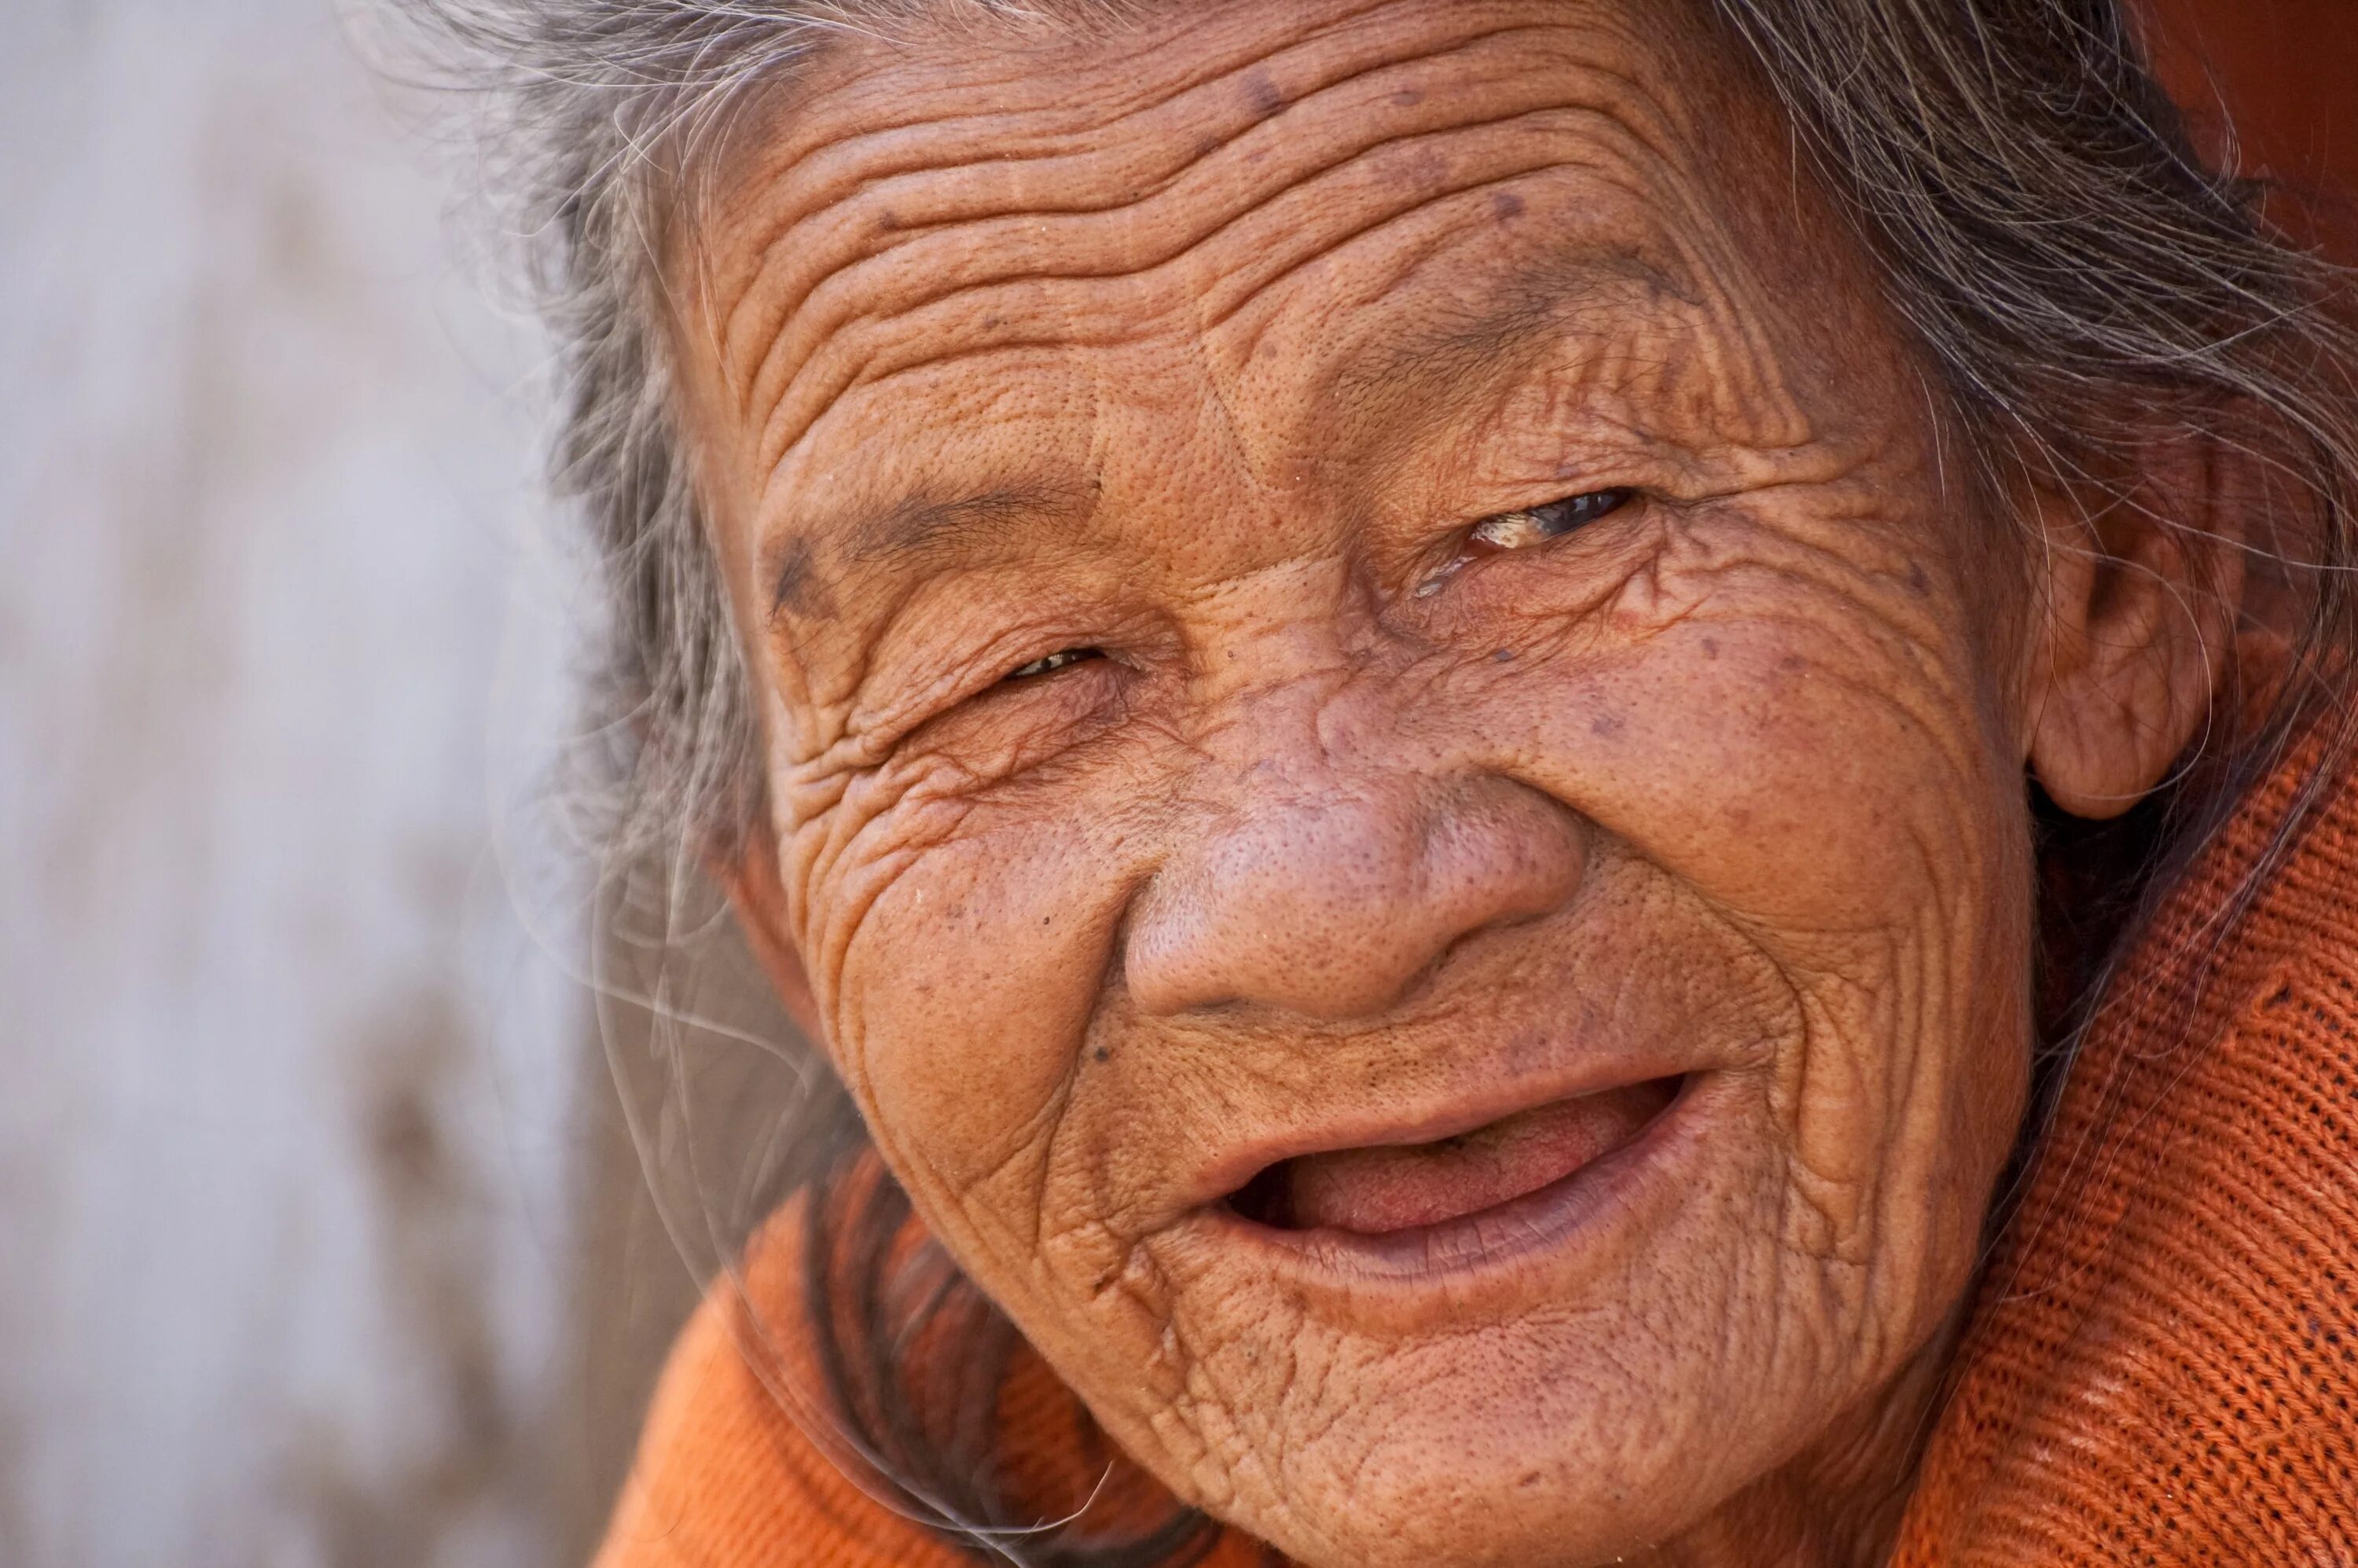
(1557, 618, 2012, 953)
(823, 812, 1117, 1271)
(1528, 611, 2029, 1265)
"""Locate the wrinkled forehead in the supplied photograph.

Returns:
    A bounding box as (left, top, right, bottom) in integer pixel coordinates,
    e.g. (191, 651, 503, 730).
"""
(667, 0, 1805, 590)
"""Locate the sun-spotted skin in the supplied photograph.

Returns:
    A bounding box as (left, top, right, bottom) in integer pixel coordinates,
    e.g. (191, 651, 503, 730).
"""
(669, 3, 2047, 1563)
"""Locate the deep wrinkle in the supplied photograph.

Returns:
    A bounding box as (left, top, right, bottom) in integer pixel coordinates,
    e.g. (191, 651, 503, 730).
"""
(724, 21, 1713, 479)
(711, 14, 1592, 429)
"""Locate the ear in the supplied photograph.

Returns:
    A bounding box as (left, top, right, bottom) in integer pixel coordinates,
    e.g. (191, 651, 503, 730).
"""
(2025, 425, 2252, 820)
(707, 810, 826, 1047)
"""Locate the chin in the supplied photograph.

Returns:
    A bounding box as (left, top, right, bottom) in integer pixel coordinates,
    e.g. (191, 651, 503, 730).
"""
(1221, 1346, 1747, 1568)
(1132, 1074, 1867, 1568)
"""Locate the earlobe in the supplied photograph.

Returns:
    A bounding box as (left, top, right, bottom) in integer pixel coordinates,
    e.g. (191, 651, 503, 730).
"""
(708, 810, 827, 1047)
(2025, 428, 2250, 820)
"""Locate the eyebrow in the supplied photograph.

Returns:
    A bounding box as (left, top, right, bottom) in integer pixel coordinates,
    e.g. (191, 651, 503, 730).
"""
(1329, 244, 1704, 425)
(765, 482, 1093, 625)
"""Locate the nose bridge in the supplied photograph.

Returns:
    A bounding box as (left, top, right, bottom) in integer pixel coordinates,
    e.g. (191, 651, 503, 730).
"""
(1198, 641, 1365, 784)
(1206, 678, 1412, 903)
(1124, 656, 1584, 1022)
(1181, 590, 1407, 864)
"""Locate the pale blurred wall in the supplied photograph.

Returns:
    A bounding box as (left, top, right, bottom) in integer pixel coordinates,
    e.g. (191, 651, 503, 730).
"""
(0, 2, 691, 1563)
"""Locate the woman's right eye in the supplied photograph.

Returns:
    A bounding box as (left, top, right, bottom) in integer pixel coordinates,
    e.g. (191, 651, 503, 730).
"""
(1005, 647, 1104, 682)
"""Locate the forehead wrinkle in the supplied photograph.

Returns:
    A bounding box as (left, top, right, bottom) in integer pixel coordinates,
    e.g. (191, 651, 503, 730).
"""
(703, 0, 1504, 418)
(707, 83, 1214, 411)
(786, 145, 1642, 484)
(1624, 178, 1826, 457)
(749, 94, 1666, 479)
(1208, 19, 1734, 351)
(1191, 124, 1642, 344)
(722, 21, 1574, 465)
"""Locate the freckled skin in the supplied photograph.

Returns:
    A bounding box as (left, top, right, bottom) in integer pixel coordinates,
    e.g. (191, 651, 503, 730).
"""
(672, 2, 2062, 1564)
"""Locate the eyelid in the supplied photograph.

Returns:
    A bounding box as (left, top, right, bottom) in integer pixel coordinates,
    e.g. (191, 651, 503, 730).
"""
(853, 628, 1093, 751)
(1413, 487, 1636, 599)
(1471, 487, 1635, 549)
(1005, 647, 1104, 681)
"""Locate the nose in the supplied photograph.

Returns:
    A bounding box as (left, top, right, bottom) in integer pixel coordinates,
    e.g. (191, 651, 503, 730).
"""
(1122, 714, 1587, 1022)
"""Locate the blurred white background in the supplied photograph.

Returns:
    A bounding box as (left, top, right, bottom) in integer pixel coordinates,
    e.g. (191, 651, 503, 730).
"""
(0, 3, 698, 1562)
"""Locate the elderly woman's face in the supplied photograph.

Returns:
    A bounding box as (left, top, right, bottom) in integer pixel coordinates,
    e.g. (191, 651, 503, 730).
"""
(681, 2, 2047, 1562)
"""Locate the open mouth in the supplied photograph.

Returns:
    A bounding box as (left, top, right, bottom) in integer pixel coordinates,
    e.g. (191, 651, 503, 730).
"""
(1225, 1075, 1687, 1236)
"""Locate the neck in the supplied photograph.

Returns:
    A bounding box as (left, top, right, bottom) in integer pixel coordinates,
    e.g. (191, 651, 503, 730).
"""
(1635, 1302, 1969, 1568)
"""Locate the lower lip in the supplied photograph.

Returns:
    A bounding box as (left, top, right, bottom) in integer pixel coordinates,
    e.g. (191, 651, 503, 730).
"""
(1199, 1073, 1716, 1291)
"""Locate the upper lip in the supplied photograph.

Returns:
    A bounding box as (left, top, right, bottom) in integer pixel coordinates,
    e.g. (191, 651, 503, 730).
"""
(1188, 1052, 1700, 1211)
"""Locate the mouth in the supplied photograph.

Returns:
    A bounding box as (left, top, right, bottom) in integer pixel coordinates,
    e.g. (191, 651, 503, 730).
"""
(1223, 1074, 1687, 1236)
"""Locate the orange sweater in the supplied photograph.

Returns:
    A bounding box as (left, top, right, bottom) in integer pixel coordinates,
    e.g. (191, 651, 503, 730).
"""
(597, 740, 2358, 1566)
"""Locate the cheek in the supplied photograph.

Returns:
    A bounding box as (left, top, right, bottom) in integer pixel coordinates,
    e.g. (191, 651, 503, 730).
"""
(1500, 528, 2034, 1256)
(1660, 564, 2028, 1236)
(1500, 527, 2022, 978)
(805, 762, 1129, 1271)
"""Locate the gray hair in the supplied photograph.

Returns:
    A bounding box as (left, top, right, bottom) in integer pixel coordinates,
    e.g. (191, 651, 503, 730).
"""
(417, 2, 1144, 878)
(410, 0, 2358, 1559)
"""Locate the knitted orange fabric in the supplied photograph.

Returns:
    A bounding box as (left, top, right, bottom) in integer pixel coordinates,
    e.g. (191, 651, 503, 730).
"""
(596, 744, 2358, 1566)
(592, 1159, 1280, 1568)
(1884, 744, 2358, 1564)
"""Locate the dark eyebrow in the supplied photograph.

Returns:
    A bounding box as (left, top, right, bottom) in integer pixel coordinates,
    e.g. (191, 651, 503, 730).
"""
(1331, 244, 1703, 423)
(765, 483, 1091, 624)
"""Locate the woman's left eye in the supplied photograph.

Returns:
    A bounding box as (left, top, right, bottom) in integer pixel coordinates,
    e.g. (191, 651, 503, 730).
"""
(1470, 487, 1634, 550)
(1005, 647, 1104, 682)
